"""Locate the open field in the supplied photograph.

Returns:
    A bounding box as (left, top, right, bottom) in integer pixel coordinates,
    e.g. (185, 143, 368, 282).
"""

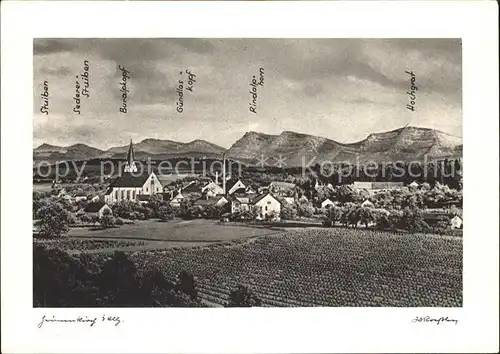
(67, 219, 284, 242)
(126, 228, 463, 307)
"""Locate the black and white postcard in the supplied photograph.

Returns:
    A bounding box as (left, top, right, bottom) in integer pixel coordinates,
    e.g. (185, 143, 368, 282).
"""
(2, 1, 499, 353)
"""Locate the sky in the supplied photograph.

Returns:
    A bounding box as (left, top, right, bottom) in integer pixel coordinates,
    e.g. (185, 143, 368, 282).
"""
(33, 38, 462, 150)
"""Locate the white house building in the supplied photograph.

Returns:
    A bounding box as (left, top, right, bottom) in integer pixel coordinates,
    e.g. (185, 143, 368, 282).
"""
(201, 181, 224, 196)
(321, 198, 335, 209)
(170, 190, 185, 207)
(84, 202, 112, 219)
(252, 193, 282, 220)
(104, 141, 162, 204)
(226, 179, 246, 195)
(230, 195, 252, 214)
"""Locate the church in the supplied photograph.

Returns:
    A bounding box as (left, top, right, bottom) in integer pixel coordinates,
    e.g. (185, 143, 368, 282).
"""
(104, 140, 162, 204)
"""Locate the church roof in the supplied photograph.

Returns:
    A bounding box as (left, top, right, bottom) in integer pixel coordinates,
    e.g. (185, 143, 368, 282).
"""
(110, 172, 150, 188)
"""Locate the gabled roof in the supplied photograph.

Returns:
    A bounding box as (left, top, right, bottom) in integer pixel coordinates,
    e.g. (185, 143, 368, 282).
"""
(251, 193, 281, 205)
(194, 196, 226, 206)
(110, 172, 151, 188)
(226, 179, 245, 191)
(182, 183, 203, 193)
(84, 201, 108, 213)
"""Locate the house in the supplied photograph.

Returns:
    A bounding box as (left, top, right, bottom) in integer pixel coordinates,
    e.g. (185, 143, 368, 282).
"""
(57, 188, 67, 198)
(182, 183, 203, 195)
(352, 181, 404, 191)
(283, 197, 295, 205)
(226, 179, 246, 195)
(201, 181, 224, 196)
(361, 200, 375, 208)
(170, 190, 185, 207)
(450, 215, 463, 229)
(252, 193, 282, 221)
(245, 186, 257, 194)
(230, 195, 253, 214)
(321, 199, 335, 209)
(408, 181, 420, 188)
(104, 141, 162, 204)
(194, 196, 228, 208)
(268, 181, 296, 192)
(90, 195, 100, 203)
(84, 202, 112, 219)
(75, 195, 87, 202)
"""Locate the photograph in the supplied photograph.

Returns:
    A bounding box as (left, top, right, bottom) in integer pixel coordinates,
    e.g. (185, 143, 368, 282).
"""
(32, 38, 464, 309)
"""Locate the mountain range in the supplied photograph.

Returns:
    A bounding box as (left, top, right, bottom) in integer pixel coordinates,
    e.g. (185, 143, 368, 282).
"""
(33, 126, 462, 166)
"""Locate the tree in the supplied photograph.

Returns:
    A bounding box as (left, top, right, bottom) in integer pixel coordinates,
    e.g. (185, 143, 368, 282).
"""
(280, 203, 297, 220)
(97, 251, 139, 306)
(297, 200, 315, 218)
(335, 185, 359, 205)
(399, 207, 429, 233)
(325, 206, 343, 227)
(356, 206, 375, 228)
(226, 285, 262, 307)
(100, 209, 115, 229)
(158, 205, 174, 222)
(175, 271, 197, 299)
(36, 201, 72, 238)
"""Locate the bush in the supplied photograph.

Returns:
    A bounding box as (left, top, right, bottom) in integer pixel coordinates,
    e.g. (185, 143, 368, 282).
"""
(226, 285, 262, 307)
(158, 205, 174, 222)
(100, 209, 115, 229)
(280, 203, 297, 220)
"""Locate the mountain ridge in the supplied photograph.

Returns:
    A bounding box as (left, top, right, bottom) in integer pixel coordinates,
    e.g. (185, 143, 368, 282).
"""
(33, 126, 462, 165)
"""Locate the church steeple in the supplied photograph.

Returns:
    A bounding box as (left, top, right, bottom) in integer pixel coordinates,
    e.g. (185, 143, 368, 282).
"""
(124, 139, 137, 173)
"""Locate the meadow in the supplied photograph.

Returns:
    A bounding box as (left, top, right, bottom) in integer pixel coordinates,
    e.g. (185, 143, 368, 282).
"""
(67, 219, 284, 242)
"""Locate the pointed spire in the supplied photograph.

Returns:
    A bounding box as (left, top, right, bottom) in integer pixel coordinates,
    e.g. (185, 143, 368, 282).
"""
(124, 139, 137, 173)
(127, 139, 135, 165)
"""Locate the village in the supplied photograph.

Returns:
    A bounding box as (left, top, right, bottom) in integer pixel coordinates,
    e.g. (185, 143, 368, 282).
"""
(34, 140, 463, 235)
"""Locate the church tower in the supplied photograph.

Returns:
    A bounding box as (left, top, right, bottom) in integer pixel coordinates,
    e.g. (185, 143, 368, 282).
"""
(124, 139, 137, 173)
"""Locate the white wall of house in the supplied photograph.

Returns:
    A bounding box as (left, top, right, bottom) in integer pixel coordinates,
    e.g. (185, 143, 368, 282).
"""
(142, 173, 162, 195)
(450, 216, 463, 229)
(254, 194, 281, 219)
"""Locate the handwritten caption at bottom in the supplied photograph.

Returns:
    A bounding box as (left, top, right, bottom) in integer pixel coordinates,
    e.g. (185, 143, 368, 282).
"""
(38, 315, 123, 328)
(411, 316, 458, 325)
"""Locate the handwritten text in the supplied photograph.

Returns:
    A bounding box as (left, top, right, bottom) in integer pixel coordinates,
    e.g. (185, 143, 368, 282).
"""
(40, 81, 49, 115)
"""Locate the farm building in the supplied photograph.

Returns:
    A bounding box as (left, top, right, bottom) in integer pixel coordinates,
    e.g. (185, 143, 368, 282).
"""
(283, 197, 295, 205)
(230, 195, 253, 214)
(226, 179, 246, 195)
(104, 141, 162, 204)
(75, 194, 87, 202)
(84, 202, 112, 219)
(252, 193, 282, 220)
(321, 199, 335, 208)
(201, 181, 224, 196)
(194, 196, 228, 208)
(170, 190, 185, 207)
